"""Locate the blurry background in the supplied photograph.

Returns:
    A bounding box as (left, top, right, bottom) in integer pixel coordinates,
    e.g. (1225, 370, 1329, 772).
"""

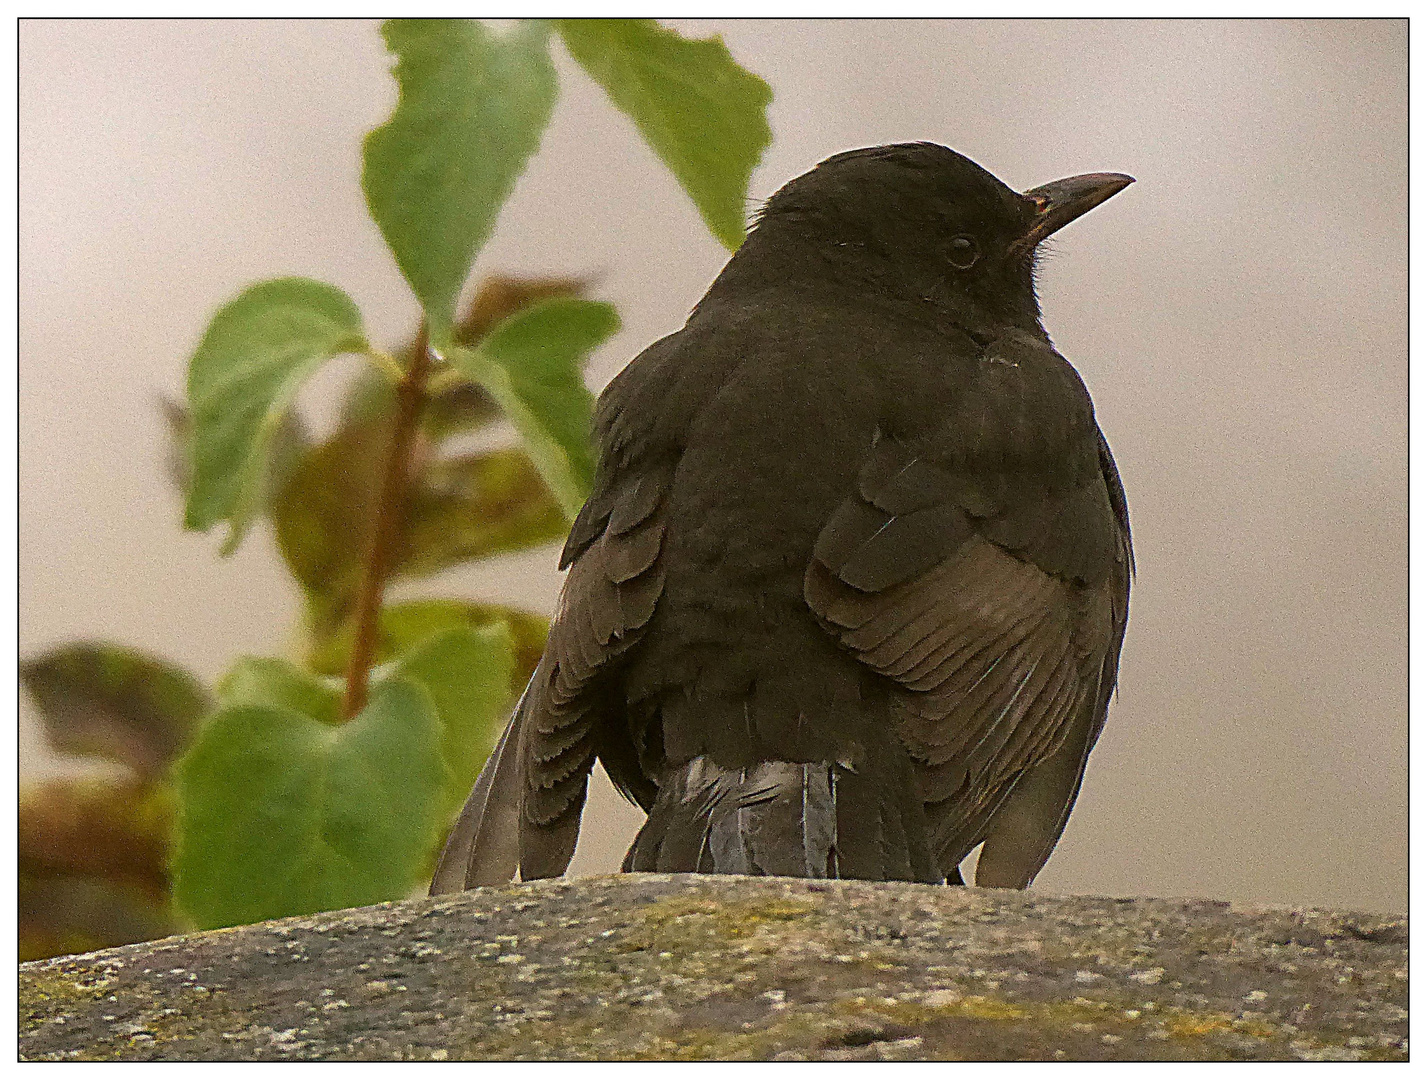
(20, 19, 1406, 912)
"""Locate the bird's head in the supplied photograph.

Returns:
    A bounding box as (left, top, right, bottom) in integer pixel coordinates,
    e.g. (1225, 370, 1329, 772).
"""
(741, 142, 1133, 337)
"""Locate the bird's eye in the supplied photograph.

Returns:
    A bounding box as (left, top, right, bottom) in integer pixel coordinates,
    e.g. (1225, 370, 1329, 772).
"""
(947, 235, 980, 269)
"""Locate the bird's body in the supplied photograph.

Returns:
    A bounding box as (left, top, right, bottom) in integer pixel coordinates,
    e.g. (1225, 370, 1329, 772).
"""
(431, 143, 1133, 892)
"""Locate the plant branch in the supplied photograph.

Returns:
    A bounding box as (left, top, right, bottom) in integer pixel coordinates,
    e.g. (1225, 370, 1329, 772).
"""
(342, 326, 431, 719)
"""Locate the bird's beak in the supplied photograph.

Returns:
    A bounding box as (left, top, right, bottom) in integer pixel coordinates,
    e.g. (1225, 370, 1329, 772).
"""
(1009, 172, 1134, 256)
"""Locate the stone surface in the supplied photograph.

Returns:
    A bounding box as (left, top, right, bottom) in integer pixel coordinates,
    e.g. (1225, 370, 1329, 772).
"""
(18, 874, 1408, 1061)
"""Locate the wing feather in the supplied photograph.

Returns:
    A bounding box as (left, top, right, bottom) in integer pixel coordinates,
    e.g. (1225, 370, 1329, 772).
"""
(431, 461, 673, 891)
(806, 423, 1128, 885)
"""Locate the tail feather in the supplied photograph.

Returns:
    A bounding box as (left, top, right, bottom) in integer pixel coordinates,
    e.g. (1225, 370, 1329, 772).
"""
(625, 756, 942, 883)
(747, 764, 836, 877)
(519, 788, 586, 880)
(831, 766, 883, 879)
(975, 685, 1101, 888)
(429, 681, 530, 893)
(879, 783, 914, 881)
(431, 667, 598, 893)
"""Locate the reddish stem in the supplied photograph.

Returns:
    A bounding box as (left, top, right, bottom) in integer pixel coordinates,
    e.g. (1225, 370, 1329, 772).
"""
(341, 326, 431, 719)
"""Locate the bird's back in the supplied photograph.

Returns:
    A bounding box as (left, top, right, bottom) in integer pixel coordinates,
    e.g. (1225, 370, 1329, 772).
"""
(611, 290, 961, 881)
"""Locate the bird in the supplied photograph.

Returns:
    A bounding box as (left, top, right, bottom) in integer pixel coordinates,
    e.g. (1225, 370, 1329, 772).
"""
(430, 142, 1133, 893)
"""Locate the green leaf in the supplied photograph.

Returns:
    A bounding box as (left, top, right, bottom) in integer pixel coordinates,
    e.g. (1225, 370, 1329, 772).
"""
(404, 447, 569, 577)
(363, 19, 558, 340)
(387, 624, 516, 818)
(305, 599, 548, 688)
(450, 297, 618, 517)
(332, 276, 593, 442)
(184, 278, 366, 553)
(558, 18, 772, 251)
(172, 680, 443, 930)
(338, 361, 402, 431)
(161, 396, 308, 511)
(215, 656, 343, 727)
(425, 274, 592, 440)
(20, 644, 212, 778)
(453, 274, 591, 349)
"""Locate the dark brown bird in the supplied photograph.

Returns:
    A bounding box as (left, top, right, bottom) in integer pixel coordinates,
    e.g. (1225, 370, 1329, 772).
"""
(431, 143, 1133, 892)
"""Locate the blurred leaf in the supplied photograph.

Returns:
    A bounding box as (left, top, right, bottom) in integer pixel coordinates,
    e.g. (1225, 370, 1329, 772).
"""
(338, 360, 401, 430)
(425, 275, 593, 441)
(173, 680, 444, 930)
(161, 395, 308, 510)
(160, 395, 191, 493)
(388, 624, 516, 818)
(216, 656, 343, 727)
(420, 380, 501, 443)
(403, 447, 569, 577)
(19, 775, 178, 958)
(306, 599, 548, 687)
(272, 411, 393, 627)
(185, 278, 366, 553)
(558, 18, 772, 251)
(275, 411, 566, 628)
(20, 872, 178, 962)
(363, 19, 558, 342)
(19, 777, 174, 894)
(450, 298, 618, 517)
(454, 274, 592, 348)
(335, 277, 595, 445)
(20, 643, 211, 777)
(340, 277, 596, 446)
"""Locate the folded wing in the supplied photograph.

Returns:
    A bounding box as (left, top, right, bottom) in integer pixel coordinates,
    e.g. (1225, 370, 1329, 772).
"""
(805, 411, 1130, 887)
(430, 462, 672, 892)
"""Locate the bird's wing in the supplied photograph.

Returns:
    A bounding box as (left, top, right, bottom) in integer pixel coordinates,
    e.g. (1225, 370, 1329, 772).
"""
(804, 352, 1131, 885)
(974, 429, 1132, 886)
(429, 462, 672, 892)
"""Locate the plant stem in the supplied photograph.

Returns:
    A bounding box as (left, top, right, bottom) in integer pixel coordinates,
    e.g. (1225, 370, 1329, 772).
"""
(342, 326, 431, 720)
